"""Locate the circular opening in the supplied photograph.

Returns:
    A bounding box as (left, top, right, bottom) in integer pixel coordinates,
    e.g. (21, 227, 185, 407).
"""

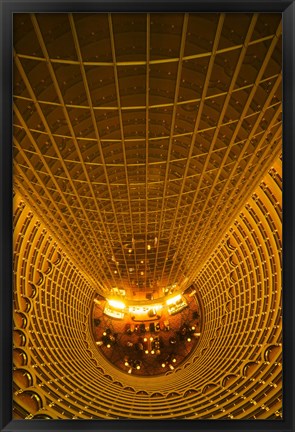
(92, 287, 202, 376)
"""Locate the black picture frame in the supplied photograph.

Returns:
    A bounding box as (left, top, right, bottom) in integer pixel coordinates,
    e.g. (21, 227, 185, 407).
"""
(1, 1, 294, 432)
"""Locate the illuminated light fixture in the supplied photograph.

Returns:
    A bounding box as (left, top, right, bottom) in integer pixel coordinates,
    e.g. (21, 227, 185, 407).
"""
(169, 365, 174, 370)
(187, 338, 191, 342)
(151, 350, 155, 355)
(140, 260, 144, 264)
(147, 245, 151, 250)
(140, 271, 144, 276)
(145, 350, 149, 354)
(128, 368, 132, 374)
(150, 337, 153, 341)
(166, 294, 182, 305)
(114, 270, 118, 274)
(136, 365, 140, 370)
(162, 363, 166, 368)
(107, 299, 125, 309)
(128, 249, 132, 253)
(144, 338, 147, 342)
(106, 344, 111, 348)
(194, 332, 201, 337)
(191, 326, 196, 331)
(124, 361, 129, 366)
(172, 358, 177, 363)
(103, 332, 107, 336)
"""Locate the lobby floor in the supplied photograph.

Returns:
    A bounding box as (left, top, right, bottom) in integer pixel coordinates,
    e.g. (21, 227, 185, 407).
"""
(92, 291, 202, 376)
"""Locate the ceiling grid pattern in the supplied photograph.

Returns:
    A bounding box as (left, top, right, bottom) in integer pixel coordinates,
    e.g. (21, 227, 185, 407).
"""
(13, 12, 282, 299)
(13, 155, 282, 419)
(12, 12, 282, 419)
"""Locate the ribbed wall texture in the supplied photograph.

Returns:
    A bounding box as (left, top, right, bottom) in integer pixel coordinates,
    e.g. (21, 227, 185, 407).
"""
(13, 13, 282, 299)
(13, 156, 282, 419)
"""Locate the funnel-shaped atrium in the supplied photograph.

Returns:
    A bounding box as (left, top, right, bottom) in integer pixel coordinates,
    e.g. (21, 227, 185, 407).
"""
(13, 12, 282, 420)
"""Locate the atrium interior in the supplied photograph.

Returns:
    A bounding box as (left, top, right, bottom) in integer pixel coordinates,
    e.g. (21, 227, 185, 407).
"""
(13, 12, 282, 420)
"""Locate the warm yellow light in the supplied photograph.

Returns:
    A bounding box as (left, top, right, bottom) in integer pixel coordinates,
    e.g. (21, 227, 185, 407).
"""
(136, 365, 140, 370)
(151, 350, 155, 354)
(147, 244, 151, 250)
(145, 350, 149, 354)
(128, 249, 132, 253)
(140, 271, 144, 276)
(172, 358, 176, 363)
(129, 305, 149, 313)
(162, 363, 166, 368)
(124, 361, 129, 366)
(127, 304, 163, 314)
(107, 299, 125, 309)
(107, 344, 111, 348)
(166, 294, 182, 305)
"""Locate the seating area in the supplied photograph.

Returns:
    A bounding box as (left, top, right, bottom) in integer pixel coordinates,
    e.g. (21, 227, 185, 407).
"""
(92, 293, 202, 376)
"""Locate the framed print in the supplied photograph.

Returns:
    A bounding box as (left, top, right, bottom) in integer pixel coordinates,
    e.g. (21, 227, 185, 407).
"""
(1, 1, 294, 432)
